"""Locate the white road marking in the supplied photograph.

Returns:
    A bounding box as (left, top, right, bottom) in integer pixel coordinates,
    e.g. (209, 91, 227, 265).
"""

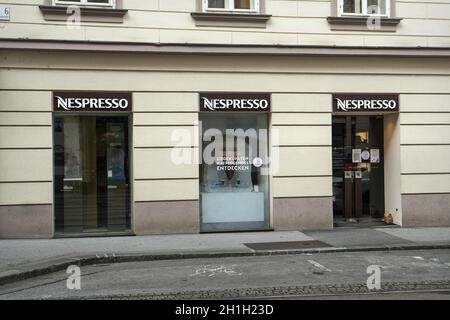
(191, 265, 243, 277)
(307, 260, 332, 272)
(409, 256, 449, 269)
(366, 256, 399, 270)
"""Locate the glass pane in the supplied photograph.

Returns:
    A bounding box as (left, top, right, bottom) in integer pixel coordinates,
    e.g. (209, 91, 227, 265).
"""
(332, 117, 346, 217)
(234, 0, 252, 10)
(81, 117, 98, 230)
(200, 114, 269, 232)
(87, 0, 110, 3)
(367, 0, 387, 15)
(208, 0, 226, 8)
(55, 116, 84, 232)
(343, 0, 362, 14)
(54, 116, 130, 233)
(105, 121, 129, 230)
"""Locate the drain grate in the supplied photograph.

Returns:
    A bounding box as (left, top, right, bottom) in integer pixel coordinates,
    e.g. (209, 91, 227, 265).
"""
(244, 240, 332, 251)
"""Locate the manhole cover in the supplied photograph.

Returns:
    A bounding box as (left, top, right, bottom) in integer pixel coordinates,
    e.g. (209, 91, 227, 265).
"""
(244, 240, 332, 251)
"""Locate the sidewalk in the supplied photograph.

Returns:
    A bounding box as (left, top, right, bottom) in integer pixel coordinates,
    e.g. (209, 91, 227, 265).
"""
(1, 226, 449, 285)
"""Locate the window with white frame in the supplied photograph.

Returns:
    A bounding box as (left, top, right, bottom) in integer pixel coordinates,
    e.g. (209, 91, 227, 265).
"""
(339, 0, 389, 17)
(54, 0, 115, 7)
(204, 0, 260, 13)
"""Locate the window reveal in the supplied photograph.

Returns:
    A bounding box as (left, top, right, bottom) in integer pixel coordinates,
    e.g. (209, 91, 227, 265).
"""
(204, 0, 260, 12)
(340, 0, 389, 16)
(54, 0, 114, 7)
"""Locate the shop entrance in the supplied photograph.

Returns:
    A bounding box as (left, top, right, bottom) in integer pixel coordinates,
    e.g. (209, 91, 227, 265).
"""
(332, 116, 385, 224)
(54, 116, 131, 234)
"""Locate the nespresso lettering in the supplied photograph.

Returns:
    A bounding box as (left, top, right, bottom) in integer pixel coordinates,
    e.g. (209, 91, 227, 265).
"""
(55, 97, 129, 111)
(200, 93, 271, 112)
(336, 98, 397, 111)
(333, 94, 399, 113)
(203, 98, 269, 111)
(53, 92, 132, 112)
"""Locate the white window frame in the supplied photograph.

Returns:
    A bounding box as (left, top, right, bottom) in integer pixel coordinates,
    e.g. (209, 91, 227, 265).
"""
(203, 0, 260, 13)
(338, 0, 390, 17)
(54, 0, 115, 8)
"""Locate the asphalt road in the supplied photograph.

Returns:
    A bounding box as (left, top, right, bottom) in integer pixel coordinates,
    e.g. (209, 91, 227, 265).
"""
(0, 249, 449, 300)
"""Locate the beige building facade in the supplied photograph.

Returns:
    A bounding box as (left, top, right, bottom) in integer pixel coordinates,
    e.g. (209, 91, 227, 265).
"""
(0, 0, 449, 238)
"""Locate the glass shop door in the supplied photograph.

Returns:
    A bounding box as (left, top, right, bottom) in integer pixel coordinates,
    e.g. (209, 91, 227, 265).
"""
(332, 116, 385, 222)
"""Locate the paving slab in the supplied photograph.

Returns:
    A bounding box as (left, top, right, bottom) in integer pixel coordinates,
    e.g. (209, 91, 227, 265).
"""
(304, 228, 414, 247)
(0, 231, 311, 271)
(375, 227, 450, 243)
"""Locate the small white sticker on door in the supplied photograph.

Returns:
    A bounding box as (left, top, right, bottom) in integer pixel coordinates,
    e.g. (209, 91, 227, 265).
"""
(352, 149, 361, 163)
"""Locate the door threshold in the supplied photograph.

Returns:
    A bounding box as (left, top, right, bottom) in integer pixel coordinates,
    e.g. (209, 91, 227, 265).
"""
(333, 218, 398, 228)
(200, 228, 274, 234)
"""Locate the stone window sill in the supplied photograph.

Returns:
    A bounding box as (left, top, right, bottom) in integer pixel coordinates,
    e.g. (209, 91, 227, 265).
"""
(327, 16, 402, 32)
(39, 5, 127, 23)
(191, 12, 271, 28)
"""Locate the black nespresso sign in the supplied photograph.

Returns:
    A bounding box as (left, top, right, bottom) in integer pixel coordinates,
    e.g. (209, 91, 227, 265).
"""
(200, 93, 271, 112)
(53, 91, 132, 112)
(333, 94, 399, 113)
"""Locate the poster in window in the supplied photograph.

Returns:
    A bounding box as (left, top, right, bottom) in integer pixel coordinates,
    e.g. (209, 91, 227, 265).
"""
(361, 150, 370, 161)
(352, 149, 362, 163)
(64, 153, 82, 181)
(107, 123, 126, 181)
(370, 149, 380, 163)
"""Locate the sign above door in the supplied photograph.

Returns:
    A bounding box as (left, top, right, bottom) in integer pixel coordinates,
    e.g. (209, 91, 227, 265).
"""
(200, 93, 271, 112)
(333, 94, 399, 113)
(53, 91, 132, 112)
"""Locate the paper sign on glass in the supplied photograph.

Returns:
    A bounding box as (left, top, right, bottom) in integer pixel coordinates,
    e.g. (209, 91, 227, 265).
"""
(362, 150, 370, 161)
(371, 149, 380, 163)
(352, 149, 362, 163)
